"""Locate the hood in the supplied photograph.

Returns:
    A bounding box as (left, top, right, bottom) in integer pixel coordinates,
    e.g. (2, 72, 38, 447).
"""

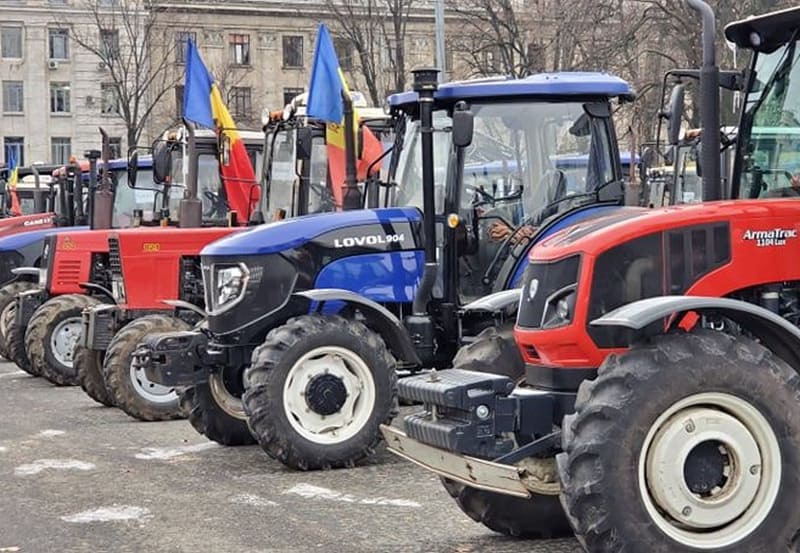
(201, 207, 423, 256)
(0, 225, 89, 252)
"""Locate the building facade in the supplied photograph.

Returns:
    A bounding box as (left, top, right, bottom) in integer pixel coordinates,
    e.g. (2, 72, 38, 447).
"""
(0, 0, 462, 167)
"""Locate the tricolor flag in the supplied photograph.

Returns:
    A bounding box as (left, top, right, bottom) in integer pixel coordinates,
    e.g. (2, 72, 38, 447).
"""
(306, 23, 383, 207)
(182, 39, 260, 220)
(6, 149, 21, 216)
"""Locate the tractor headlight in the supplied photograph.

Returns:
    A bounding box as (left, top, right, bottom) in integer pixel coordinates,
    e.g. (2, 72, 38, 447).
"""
(541, 285, 577, 329)
(213, 263, 249, 313)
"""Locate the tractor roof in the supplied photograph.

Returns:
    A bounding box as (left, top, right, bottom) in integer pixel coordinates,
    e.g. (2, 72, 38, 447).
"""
(726, 6, 800, 53)
(388, 72, 634, 109)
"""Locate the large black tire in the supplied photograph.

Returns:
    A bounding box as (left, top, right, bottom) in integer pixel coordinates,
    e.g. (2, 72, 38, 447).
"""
(5, 300, 34, 374)
(559, 329, 800, 552)
(442, 326, 572, 539)
(243, 314, 398, 470)
(26, 294, 102, 386)
(180, 377, 256, 446)
(0, 281, 36, 360)
(75, 347, 113, 407)
(104, 314, 190, 421)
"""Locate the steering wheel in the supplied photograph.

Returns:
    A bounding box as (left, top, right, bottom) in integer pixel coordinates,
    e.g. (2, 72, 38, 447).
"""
(203, 190, 227, 218)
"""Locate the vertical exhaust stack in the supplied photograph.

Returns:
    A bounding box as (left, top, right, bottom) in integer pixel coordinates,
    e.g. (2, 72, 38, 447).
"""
(688, 0, 722, 201)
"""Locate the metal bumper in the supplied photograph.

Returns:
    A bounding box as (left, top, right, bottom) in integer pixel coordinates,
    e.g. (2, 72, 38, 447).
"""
(81, 304, 122, 351)
(16, 289, 47, 328)
(379, 425, 530, 498)
(138, 329, 213, 387)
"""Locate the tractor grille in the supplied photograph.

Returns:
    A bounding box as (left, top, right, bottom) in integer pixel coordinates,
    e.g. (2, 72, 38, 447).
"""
(54, 260, 81, 286)
(108, 237, 122, 279)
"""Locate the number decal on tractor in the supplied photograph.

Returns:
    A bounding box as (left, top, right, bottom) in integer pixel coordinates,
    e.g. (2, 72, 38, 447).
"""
(742, 228, 798, 247)
(333, 234, 405, 249)
(142, 243, 161, 253)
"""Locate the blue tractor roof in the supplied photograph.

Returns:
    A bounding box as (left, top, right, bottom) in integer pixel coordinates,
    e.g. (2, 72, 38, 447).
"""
(389, 72, 634, 107)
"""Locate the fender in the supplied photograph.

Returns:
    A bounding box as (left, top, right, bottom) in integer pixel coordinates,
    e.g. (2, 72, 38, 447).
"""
(295, 289, 422, 367)
(161, 299, 207, 319)
(462, 288, 521, 315)
(592, 295, 800, 370)
(11, 267, 40, 277)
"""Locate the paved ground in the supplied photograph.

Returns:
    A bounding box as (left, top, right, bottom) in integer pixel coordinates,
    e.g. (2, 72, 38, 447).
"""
(0, 361, 582, 553)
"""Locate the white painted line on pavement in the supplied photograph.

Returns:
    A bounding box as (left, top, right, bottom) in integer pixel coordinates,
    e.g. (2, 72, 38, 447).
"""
(14, 459, 96, 476)
(37, 429, 66, 438)
(229, 493, 278, 507)
(134, 442, 218, 460)
(61, 505, 151, 523)
(283, 483, 421, 508)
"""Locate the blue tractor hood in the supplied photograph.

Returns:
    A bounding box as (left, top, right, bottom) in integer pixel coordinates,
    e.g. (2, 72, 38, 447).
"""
(0, 225, 89, 252)
(202, 207, 423, 257)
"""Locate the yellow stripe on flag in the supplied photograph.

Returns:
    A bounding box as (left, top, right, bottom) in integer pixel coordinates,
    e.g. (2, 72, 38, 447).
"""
(326, 68, 359, 151)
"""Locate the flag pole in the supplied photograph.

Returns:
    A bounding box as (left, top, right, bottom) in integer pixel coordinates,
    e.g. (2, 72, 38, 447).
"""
(341, 90, 360, 209)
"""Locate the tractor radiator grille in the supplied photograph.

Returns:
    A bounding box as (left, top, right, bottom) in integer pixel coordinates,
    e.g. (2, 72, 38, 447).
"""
(54, 260, 81, 286)
(108, 237, 122, 278)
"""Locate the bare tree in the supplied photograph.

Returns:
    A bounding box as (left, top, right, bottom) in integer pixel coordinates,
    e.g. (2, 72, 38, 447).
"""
(61, 0, 187, 149)
(322, 0, 416, 105)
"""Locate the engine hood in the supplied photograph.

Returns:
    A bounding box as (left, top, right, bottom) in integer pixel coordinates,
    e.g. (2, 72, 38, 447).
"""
(530, 199, 800, 261)
(0, 225, 89, 252)
(201, 207, 423, 257)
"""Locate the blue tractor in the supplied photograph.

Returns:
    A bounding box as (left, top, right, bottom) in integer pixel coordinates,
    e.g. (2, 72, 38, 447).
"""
(138, 69, 634, 470)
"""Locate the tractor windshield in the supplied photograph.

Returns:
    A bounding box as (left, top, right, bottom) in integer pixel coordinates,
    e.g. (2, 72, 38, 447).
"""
(109, 167, 182, 227)
(737, 36, 800, 198)
(264, 126, 297, 219)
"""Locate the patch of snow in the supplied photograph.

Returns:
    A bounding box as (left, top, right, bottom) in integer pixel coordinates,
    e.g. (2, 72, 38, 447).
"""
(61, 505, 151, 523)
(283, 484, 420, 508)
(14, 459, 95, 476)
(229, 493, 278, 507)
(134, 442, 218, 460)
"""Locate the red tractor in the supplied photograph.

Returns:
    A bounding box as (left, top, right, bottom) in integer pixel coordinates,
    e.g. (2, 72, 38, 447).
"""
(77, 106, 391, 425)
(7, 125, 263, 385)
(383, 2, 800, 550)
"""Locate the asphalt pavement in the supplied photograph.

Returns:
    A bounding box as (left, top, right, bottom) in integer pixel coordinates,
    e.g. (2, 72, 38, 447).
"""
(0, 361, 582, 553)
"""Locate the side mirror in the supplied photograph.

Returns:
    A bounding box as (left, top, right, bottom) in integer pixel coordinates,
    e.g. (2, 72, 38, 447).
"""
(128, 151, 139, 188)
(296, 127, 313, 161)
(452, 109, 474, 148)
(152, 142, 172, 185)
(667, 84, 685, 146)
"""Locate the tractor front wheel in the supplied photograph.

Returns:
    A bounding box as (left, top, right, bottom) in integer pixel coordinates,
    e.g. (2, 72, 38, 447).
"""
(559, 329, 800, 552)
(104, 314, 190, 421)
(75, 347, 114, 407)
(26, 294, 103, 386)
(243, 314, 398, 470)
(441, 326, 572, 539)
(180, 368, 256, 446)
(0, 281, 36, 360)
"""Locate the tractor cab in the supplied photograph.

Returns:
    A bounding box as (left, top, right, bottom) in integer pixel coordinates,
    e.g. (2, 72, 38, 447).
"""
(386, 72, 631, 303)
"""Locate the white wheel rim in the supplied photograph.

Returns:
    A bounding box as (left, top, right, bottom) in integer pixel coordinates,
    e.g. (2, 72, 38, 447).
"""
(282, 345, 376, 445)
(129, 353, 177, 405)
(638, 392, 781, 549)
(50, 316, 82, 368)
(210, 372, 246, 420)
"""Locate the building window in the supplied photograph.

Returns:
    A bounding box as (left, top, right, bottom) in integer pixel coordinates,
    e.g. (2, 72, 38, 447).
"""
(175, 32, 195, 64)
(333, 37, 352, 71)
(100, 83, 119, 115)
(98, 0, 120, 6)
(282, 35, 303, 68)
(2, 81, 23, 113)
(283, 87, 304, 106)
(229, 34, 250, 65)
(175, 85, 184, 118)
(100, 29, 119, 59)
(1, 27, 22, 59)
(4, 137, 24, 167)
(51, 137, 71, 165)
(50, 82, 71, 113)
(49, 28, 69, 60)
(108, 137, 122, 159)
(229, 87, 251, 120)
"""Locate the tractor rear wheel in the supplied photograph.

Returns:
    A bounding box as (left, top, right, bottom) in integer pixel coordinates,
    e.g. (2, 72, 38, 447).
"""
(5, 300, 34, 374)
(441, 326, 572, 539)
(558, 329, 800, 552)
(104, 314, 190, 421)
(243, 314, 398, 470)
(180, 369, 256, 446)
(26, 294, 102, 386)
(0, 281, 36, 360)
(75, 347, 113, 407)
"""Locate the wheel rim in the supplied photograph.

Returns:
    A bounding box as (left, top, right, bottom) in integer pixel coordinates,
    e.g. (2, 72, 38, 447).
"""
(282, 345, 376, 445)
(209, 371, 246, 420)
(50, 316, 83, 368)
(638, 392, 781, 549)
(128, 351, 177, 404)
